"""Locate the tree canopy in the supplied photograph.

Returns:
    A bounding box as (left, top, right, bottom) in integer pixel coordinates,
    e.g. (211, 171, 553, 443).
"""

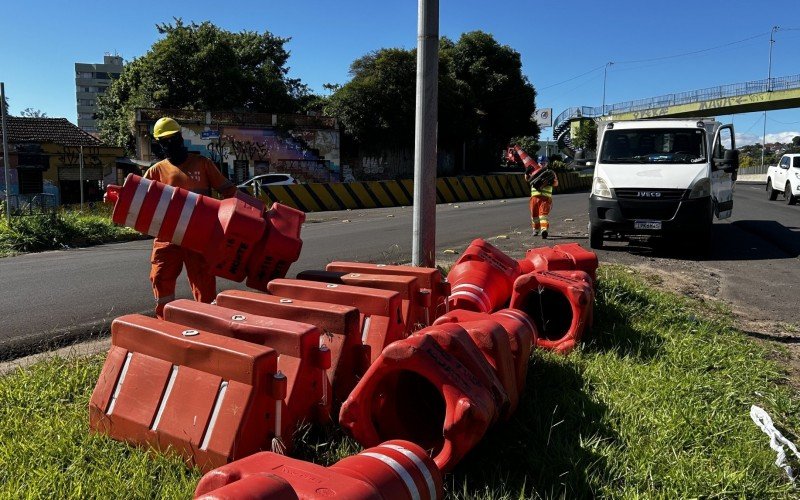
(326, 31, 539, 170)
(97, 19, 307, 153)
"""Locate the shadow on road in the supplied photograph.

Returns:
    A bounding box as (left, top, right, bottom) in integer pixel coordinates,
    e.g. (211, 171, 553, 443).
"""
(596, 219, 799, 262)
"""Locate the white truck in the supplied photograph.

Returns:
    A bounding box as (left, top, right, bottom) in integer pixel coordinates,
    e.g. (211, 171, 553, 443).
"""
(766, 153, 800, 205)
(588, 118, 739, 253)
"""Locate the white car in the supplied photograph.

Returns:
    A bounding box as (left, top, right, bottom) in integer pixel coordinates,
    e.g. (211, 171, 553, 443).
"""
(238, 173, 298, 188)
(766, 154, 800, 205)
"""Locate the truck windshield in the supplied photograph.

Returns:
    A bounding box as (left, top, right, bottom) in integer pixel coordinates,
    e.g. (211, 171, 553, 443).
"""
(600, 128, 707, 164)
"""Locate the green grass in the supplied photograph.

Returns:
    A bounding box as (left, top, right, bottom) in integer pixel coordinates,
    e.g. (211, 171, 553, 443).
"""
(0, 205, 141, 256)
(1, 266, 798, 498)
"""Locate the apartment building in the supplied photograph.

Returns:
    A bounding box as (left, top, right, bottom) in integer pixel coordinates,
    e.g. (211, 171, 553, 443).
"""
(74, 54, 123, 133)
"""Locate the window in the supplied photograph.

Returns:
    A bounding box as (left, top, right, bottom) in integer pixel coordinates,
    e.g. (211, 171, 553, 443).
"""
(77, 99, 94, 106)
(94, 72, 109, 79)
(600, 128, 707, 164)
(76, 71, 92, 79)
(79, 112, 94, 120)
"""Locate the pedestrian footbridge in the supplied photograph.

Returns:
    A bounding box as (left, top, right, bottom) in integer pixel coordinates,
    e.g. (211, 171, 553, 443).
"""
(554, 74, 800, 156)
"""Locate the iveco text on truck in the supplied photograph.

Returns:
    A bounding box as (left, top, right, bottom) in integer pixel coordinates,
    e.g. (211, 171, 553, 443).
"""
(588, 118, 739, 253)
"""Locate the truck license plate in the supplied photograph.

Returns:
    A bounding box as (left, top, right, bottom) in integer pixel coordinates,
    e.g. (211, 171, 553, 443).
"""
(634, 220, 662, 230)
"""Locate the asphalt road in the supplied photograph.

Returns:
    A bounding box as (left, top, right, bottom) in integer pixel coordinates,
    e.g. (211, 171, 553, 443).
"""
(1, 183, 797, 360)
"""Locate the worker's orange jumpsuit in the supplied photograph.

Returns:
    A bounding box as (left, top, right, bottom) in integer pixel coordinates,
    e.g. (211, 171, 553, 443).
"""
(526, 168, 559, 233)
(143, 155, 236, 318)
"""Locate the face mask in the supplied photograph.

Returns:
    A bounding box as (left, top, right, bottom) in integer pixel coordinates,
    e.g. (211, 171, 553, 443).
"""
(157, 134, 188, 165)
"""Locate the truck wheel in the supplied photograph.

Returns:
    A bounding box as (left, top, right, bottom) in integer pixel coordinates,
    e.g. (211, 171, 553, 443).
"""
(589, 223, 604, 249)
(767, 178, 779, 200)
(787, 182, 798, 205)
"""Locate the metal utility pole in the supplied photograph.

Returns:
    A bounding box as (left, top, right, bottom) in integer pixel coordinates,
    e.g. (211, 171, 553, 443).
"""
(1, 82, 10, 223)
(602, 62, 614, 116)
(411, 0, 439, 268)
(761, 25, 779, 170)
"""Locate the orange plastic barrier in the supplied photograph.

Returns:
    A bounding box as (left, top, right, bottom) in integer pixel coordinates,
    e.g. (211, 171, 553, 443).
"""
(433, 308, 536, 399)
(215, 290, 366, 405)
(519, 243, 599, 284)
(268, 278, 406, 365)
(446, 238, 521, 313)
(326, 261, 451, 323)
(297, 270, 430, 331)
(195, 440, 442, 500)
(510, 270, 594, 354)
(163, 300, 332, 442)
(89, 314, 285, 472)
(340, 322, 505, 472)
(105, 174, 304, 291)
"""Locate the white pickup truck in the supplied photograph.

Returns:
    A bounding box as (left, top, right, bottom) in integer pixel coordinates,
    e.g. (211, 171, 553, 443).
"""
(766, 153, 800, 205)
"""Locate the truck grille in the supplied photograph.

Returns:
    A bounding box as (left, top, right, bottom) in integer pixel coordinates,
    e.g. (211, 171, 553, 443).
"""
(614, 188, 687, 200)
(613, 189, 687, 221)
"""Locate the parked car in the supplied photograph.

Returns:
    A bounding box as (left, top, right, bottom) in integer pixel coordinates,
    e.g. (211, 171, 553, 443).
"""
(238, 173, 298, 188)
(766, 154, 800, 205)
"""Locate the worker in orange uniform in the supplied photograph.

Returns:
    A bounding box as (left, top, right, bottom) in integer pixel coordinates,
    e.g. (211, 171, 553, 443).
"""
(524, 157, 558, 239)
(143, 117, 237, 318)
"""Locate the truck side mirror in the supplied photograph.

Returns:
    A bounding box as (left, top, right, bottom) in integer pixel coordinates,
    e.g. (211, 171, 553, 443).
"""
(715, 149, 739, 172)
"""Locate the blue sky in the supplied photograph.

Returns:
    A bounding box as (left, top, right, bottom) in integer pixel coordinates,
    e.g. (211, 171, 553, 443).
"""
(2, 0, 799, 145)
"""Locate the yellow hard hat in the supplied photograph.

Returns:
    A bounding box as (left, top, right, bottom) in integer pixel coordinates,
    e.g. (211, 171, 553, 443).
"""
(153, 117, 181, 139)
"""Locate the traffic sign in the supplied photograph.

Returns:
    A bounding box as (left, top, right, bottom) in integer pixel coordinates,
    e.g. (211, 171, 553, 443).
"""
(201, 130, 220, 140)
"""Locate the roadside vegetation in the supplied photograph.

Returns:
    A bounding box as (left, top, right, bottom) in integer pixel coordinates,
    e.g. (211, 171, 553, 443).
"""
(1, 266, 798, 498)
(0, 205, 141, 257)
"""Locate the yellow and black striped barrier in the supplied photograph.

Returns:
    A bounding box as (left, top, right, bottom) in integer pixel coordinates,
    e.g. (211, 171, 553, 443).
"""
(254, 172, 591, 213)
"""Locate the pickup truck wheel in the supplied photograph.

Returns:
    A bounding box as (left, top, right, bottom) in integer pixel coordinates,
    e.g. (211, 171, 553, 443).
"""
(787, 182, 798, 205)
(767, 178, 779, 200)
(589, 223, 604, 249)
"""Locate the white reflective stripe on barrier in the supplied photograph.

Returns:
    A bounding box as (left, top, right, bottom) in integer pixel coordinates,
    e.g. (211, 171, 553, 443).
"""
(361, 316, 372, 344)
(496, 309, 537, 338)
(382, 444, 437, 500)
(147, 184, 176, 238)
(172, 192, 198, 246)
(124, 177, 152, 228)
(200, 381, 228, 451)
(360, 452, 420, 500)
(151, 365, 179, 430)
(750, 405, 800, 481)
(107, 352, 133, 416)
(450, 283, 491, 312)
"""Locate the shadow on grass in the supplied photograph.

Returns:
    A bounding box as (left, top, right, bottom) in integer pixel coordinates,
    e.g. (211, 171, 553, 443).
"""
(449, 356, 615, 499)
(582, 296, 666, 361)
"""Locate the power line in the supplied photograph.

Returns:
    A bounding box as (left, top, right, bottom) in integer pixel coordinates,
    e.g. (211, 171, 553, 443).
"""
(537, 64, 606, 91)
(614, 32, 767, 65)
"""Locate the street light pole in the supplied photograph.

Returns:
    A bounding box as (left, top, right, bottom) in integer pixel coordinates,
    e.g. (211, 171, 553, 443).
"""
(602, 62, 614, 116)
(1, 82, 10, 223)
(761, 25, 779, 170)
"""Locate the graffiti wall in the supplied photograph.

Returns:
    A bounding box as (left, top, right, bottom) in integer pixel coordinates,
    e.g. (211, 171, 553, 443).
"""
(148, 124, 340, 184)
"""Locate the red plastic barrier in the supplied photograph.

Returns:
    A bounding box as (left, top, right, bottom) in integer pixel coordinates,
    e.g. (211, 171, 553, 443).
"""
(433, 308, 536, 399)
(268, 279, 406, 365)
(340, 322, 505, 471)
(163, 300, 332, 441)
(195, 440, 442, 500)
(215, 290, 366, 405)
(327, 261, 451, 323)
(89, 314, 285, 472)
(510, 270, 594, 354)
(105, 174, 304, 290)
(297, 270, 430, 332)
(519, 243, 599, 284)
(446, 238, 521, 313)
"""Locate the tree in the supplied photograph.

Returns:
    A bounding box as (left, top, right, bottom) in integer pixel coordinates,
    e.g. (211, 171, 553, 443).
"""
(97, 19, 308, 154)
(444, 31, 538, 168)
(327, 31, 538, 172)
(19, 108, 47, 118)
(572, 119, 597, 152)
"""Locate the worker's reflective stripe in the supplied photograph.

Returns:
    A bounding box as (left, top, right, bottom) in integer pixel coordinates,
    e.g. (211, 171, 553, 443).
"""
(382, 444, 437, 500)
(156, 294, 176, 305)
(530, 187, 553, 197)
(125, 178, 153, 228)
(172, 192, 198, 246)
(450, 283, 491, 312)
(360, 452, 420, 500)
(147, 185, 176, 238)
